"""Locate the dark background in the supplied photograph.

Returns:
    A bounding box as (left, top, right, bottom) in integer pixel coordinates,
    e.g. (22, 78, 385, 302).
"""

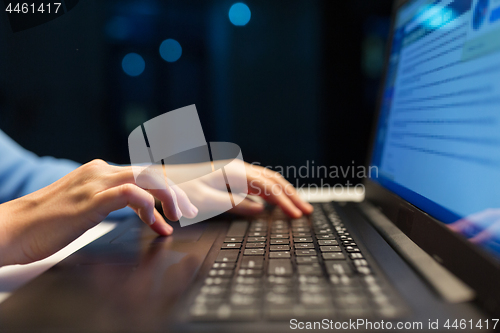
(0, 0, 393, 186)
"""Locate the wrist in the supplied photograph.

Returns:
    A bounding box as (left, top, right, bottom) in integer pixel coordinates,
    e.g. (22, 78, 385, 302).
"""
(0, 197, 33, 266)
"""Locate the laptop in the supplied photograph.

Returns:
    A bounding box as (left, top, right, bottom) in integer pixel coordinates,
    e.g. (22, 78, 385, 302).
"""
(1, 0, 500, 331)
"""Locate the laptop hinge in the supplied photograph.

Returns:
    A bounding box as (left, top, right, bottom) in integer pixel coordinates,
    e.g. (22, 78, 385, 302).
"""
(359, 201, 476, 304)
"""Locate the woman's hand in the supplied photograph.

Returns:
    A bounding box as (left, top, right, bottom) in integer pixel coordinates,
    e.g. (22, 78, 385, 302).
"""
(0, 159, 197, 266)
(171, 161, 313, 219)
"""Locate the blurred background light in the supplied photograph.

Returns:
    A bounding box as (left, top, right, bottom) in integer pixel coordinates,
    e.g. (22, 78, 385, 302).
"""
(229, 3, 251, 26)
(121, 53, 145, 76)
(159, 39, 182, 62)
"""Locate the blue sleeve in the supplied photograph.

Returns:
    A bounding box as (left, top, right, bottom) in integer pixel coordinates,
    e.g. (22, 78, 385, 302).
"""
(0, 129, 133, 219)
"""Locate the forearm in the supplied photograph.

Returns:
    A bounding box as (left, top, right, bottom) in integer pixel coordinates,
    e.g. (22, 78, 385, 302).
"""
(0, 130, 79, 203)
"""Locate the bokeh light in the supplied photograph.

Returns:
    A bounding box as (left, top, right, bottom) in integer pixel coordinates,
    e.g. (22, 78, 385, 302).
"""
(122, 53, 145, 77)
(229, 3, 251, 26)
(159, 39, 182, 62)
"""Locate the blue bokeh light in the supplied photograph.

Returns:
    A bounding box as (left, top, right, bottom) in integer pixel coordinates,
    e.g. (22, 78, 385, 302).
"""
(122, 53, 145, 77)
(229, 3, 251, 26)
(159, 39, 182, 62)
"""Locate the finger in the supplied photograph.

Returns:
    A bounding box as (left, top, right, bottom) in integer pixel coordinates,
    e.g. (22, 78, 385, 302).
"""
(197, 187, 264, 214)
(130, 207, 174, 236)
(247, 177, 302, 218)
(93, 184, 159, 227)
(107, 167, 183, 221)
(171, 185, 198, 219)
(149, 187, 182, 221)
(149, 209, 174, 236)
(228, 195, 265, 215)
(106, 166, 165, 188)
(271, 174, 314, 214)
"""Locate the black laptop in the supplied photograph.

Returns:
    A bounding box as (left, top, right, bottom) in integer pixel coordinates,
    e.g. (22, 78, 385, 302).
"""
(1, 0, 500, 331)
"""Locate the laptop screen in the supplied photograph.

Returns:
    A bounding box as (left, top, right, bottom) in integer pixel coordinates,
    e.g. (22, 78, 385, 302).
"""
(370, 0, 500, 258)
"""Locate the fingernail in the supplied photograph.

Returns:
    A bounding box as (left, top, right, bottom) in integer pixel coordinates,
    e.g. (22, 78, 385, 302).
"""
(149, 214, 156, 226)
(191, 204, 199, 216)
(176, 206, 183, 220)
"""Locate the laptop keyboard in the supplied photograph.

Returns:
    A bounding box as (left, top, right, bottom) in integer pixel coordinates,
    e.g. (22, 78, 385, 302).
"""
(188, 203, 405, 321)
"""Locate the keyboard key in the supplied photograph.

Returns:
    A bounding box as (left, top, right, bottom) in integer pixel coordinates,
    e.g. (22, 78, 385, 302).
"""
(300, 293, 331, 305)
(209, 269, 234, 277)
(320, 246, 341, 252)
(248, 232, 267, 237)
(293, 237, 313, 243)
(269, 287, 294, 298)
(299, 283, 328, 293)
(267, 276, 293, 285)
(213, 263, 235, 269)
(357, 266, 372, 275)
(238, 269, 263, 277)
(222, 243, 241, 249)
(241, 256, 264, 269)
(296, 256, 319, 264)
(329, 275, 355, 287)
(270, 245, 290, 251)
(249, 227, 265, 232)
(353, 259, 368, 267)
(271, 234, 289, 239)
(205, 277, 231, 286)
(268, 259, 293, 276)
(295, 249, 317, 256)
(322, 253, 346, 260)
(270, 239, 289, 245)
(233, 284, 261, 295)
(216, 250, 239, 263)
(244, 249, 265, 256)
(200, 285, 229, 297)
(269, 251, 291, 259)
(294, 243, 314, 249)
(316, 234, 335, 240)
(236, 276, 261, 285)
(345, 246, 360, 252)
(224, 237, 243, 243)
(247, 237, 266, 242)
(245, 242, 266, 249)
(265, 292, 294, 305)
(230, 294, 259, 306)
(349, 253, 363, 259)
(270, 228, 288, 234)
(226, 221, 249, 237)
(318, 240, 338, 246)
(292, 232, 310, 237)
(325, 262, 353, 275)
(297, 265, 323, 276)
(298, 275, 326, 285)
(200, 285, 229, 295)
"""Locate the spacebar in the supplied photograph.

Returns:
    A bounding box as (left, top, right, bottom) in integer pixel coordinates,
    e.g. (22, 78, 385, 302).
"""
(226, 221, 249, 237)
